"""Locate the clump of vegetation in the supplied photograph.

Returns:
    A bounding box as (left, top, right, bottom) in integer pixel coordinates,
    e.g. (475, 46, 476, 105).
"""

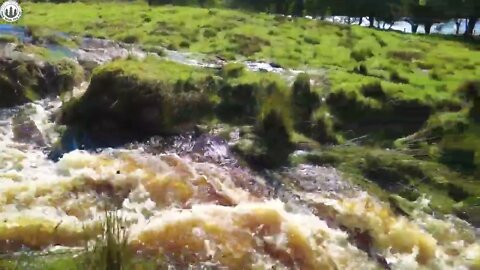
(350, 48, 373, 62)
(234, 111, 295, 169)
(0, 211, 162, 270)
(394, 81, 480, 173)
(387, 50, 423, 62)
(0, 56, 83, 108)
(27, 26, 79, 48)
(324, 72, 433, 144)
(0, 34, 18, 43)
(216, 63, 287, 124)
(227, 34, 270, 56)
(140, 45, 166, 56)
(120, 34, 140, 44)
(291, 73, 319, 130)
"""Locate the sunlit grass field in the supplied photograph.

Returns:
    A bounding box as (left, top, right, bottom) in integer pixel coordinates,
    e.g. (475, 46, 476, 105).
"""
(16, 2, 480, 109)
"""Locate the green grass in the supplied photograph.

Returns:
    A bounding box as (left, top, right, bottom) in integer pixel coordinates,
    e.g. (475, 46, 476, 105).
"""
(94, 56, 215, 83)
(16, 3, 480, 124)
(19, 2, 480, 69)
(0, 34, 18, 43)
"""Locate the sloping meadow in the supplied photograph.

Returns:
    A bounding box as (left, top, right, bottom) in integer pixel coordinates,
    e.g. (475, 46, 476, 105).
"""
(0, 2, 478, 268)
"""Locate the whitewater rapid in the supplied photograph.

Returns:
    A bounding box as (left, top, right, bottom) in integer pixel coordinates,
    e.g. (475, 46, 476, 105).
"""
(0, 96, 479, 269)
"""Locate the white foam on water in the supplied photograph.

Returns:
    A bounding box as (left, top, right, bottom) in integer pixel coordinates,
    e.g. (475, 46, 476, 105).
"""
(0, 98, 479, 269)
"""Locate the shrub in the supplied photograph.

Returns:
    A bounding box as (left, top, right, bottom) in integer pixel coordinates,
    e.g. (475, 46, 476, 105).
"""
(353, 64, 368, 75)
(179, 40, 190, 48)
(387, 50, 423, 61)
(121, 34, 139, 44)
(303, 35, 320, 45)
(202, 28, 217, 38)
(361, 83, 386, 100)
(350, 49, 373, 62)
(389, 71, 409, 84)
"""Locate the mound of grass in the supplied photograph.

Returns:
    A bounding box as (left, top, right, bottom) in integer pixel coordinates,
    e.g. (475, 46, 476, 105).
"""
(61, 57, 219, 141)
(216, 63, 290, 124)
(395, 81, 480, 173)
(323, 71, 437, 144)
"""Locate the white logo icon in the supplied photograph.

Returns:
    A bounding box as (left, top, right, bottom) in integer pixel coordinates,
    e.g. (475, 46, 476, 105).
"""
(1, 0, 22, 23)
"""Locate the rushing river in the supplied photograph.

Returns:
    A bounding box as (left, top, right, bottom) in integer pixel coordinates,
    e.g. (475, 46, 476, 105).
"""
(1, 25, 480, 270)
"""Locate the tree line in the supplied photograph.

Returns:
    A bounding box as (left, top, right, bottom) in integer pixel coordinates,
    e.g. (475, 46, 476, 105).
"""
(149, 0, 479, 36)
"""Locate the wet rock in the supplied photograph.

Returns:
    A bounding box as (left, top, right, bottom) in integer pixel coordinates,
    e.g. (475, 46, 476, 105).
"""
(455, 198, 480, 227)
(280, 164, 355, 194)
(138, 132, 237, 166)
(269, 62, 283, 69)
(12, 115, 45, 147)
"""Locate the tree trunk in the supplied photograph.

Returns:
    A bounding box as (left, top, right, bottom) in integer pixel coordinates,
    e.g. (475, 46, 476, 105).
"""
(465, 17, 478, 37)
(424, 22, 433, 34)
(368, 15, 375, 28)
(293, 0, 304, 17)
(455, 19, 461, 35)
(358, 17, 363, 25)
(411, 24, 418, 34)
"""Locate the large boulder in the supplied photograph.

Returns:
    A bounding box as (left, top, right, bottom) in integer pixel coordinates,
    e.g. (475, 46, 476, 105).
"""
(61, 58, 219, 141)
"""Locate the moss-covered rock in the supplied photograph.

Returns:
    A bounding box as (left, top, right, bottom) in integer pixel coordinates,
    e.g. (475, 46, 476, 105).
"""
(233, 111, 295, 169)
(61, 57, 219, 140)
(0, 57, 83, 107)
(454, 197, 480, 227)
